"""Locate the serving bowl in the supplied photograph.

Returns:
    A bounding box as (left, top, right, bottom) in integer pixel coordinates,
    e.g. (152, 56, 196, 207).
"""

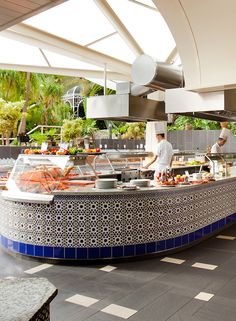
(130, 179, 151, 187)
(95, 178, 118, 189)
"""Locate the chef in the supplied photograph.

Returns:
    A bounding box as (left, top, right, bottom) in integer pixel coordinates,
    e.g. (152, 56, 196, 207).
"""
(211, 128, 230, 153)
(211, 137, 226, 153)
(144, 132, 173, 177)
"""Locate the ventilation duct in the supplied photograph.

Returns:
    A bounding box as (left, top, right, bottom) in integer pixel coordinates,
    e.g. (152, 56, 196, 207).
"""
(166, 88, 236, 122)
(86, 94, 167, 122)
(131, 54, 184, 91)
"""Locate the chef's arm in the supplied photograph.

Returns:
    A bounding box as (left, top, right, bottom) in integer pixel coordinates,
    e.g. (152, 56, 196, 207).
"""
(143, 155, 157, 169)
(170, 155, 174, 167)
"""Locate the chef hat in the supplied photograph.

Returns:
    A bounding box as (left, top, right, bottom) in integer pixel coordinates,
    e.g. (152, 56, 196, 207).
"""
(219, 128, 230, 140)
(154, 122, 167, 135)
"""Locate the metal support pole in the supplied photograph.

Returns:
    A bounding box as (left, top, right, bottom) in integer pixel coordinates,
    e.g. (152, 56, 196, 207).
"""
(104, 63, 113, 140)
(104, 63, 107, 96)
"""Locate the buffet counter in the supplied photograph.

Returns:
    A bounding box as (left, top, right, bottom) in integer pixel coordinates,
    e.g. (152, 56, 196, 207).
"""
(1, 175, 236, 260)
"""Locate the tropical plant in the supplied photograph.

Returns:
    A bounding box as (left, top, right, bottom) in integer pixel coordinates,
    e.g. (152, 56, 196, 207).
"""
(29, 131, 48, 145)
(18, 72, 31, 135)
(26, 104, 44, 131)
(61, 118, 84, 143)
(0, 99, 23, 144)
(168, 115, 221, 131)
(39, 77, 64, 125)
(0, 70, 23, 101)
(47, 102, 73, 126)
(120, 122, 146, 139)
(81, 119, 98, 139)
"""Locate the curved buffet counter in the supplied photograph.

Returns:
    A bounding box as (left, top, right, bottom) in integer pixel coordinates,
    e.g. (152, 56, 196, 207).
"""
(1, 174, 236, 260)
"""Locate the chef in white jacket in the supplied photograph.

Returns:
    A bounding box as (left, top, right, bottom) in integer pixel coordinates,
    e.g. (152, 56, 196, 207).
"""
(211, 137, 226, 153)
(211, 128, 230, 153)
(144, 132, 173, 177)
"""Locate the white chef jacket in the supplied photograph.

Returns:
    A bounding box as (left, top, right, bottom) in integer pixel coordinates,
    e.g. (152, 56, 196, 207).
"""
(155, 140, 173, 176)
(211, 143, 222, 153)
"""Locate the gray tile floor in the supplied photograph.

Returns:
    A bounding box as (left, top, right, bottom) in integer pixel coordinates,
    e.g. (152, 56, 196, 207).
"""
(2, 224, 236, 321)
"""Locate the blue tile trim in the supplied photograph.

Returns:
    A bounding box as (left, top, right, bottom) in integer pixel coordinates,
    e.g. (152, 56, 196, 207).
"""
(124, 245, 135, 256)
(77, 248, 87, 259)
(1, 212, 236, 260)
(100, 247, 111, 258)
(35, 245, 43, 257)
(26, 244, 34, 256)
(44, 246, 53, 258)
(88, 248, 100, 259)
(19, 243, 26, 254)
(112, 246, 124, 258)
(135, 244, 146, 255)
(174, 236, 182, 247)
(65, 248, 76, 259)
(166, 238, 174, 250)
(157, 240, 166, 251)
(147, 242, 156, 253)
(54, 247, 64, 259)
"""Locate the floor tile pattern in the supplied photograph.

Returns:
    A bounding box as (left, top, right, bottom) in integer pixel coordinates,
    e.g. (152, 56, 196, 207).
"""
(160, 257, 185, 264)
(1, 223, 236, 320)
(24, 263, 53, 274)
(65, 294, 99, 307)
(194, 292, 214, 301)
(216, 235, 236, 240)
(101, 304, 137, 319)
(99, 265, 117, 272)
(192, 262, 218, 270)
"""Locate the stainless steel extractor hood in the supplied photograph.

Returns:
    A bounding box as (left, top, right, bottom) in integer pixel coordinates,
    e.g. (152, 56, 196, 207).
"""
(131, 54, 184, 91)
(165, 88, 236, 122)
(86, 94, 167, 122)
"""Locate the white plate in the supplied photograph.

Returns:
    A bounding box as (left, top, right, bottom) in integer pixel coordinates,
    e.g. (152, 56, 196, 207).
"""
(121, 186, 140, 191)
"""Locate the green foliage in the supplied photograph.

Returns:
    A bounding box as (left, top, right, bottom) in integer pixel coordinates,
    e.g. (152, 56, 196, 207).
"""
(168, 115, 221, 131)
(61, 118, 98, 142)
(113, 122, 146, 139)
(0, 99, 23, 139)
(47, 102, 73, 126)
(0, 69, 116, 137)
(81, 119, 97, 137)
(61, 118, 84, 142)
(29, 131, 48, 145)
(26, 104, 44, 131)
(10, 138, 19, 146)
(45, 128, 57, 138)
(227, 123, 236, 135)
(0, 70, 44, 103)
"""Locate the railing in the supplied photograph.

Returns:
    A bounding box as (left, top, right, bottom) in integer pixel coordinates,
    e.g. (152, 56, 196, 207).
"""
(27, 125, 62, 136)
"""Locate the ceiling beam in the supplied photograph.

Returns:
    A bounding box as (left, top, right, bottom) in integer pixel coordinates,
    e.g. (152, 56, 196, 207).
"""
(0, 0, 67, 32)
(128, 0, 158, 12)
(93, 0, 144, 56)
(39, 48, 51, 67)
(0, 63, 131, 81)
(2, 23, 131, 75)
(166, 46, 178, 64)
(85, 31, 117, 47)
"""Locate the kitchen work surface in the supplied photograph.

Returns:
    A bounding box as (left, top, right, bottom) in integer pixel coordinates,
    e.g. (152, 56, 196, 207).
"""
(2, 223, 236, 321)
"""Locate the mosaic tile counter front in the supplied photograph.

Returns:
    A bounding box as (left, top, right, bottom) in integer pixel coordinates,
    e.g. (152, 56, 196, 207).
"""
(1, 178, 236, 260)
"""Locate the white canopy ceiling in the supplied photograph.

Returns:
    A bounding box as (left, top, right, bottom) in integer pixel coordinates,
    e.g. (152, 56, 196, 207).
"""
(0, 0, 179, 89)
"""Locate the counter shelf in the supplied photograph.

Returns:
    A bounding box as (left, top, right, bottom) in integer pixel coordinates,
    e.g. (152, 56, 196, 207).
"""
(2, 153, 236, 261)
(1, 175, 236, 261)
(5, 152, 153, 201)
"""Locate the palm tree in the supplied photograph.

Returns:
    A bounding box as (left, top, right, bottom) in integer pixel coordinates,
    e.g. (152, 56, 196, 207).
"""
(40, 77, 64, 125)
(17, 72, 31, 135)
(0, 70, 23, 101)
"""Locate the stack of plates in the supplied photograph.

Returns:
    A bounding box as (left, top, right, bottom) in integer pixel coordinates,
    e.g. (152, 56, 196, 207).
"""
(95, 178, 118, 189)
(130, 179, 151, 187)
